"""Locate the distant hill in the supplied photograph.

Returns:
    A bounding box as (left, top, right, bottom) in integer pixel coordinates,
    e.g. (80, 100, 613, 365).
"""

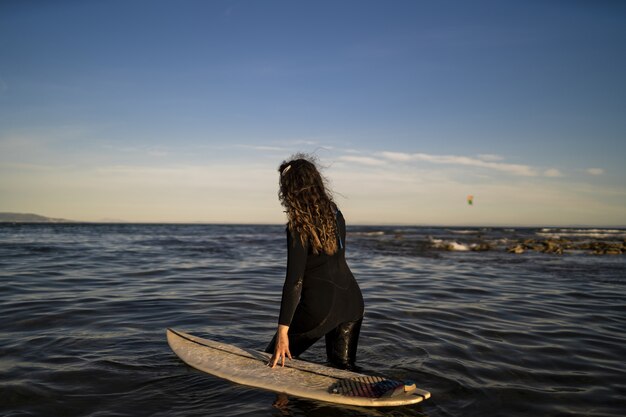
(0, 212, 74, 223)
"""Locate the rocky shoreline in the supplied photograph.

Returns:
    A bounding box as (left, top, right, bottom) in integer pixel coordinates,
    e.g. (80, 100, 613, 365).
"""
(505, 238, 625, 255)
(432, 237, 625, 255)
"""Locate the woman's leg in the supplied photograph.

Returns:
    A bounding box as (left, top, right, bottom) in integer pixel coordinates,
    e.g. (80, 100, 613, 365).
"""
(324, 318, 363, 370)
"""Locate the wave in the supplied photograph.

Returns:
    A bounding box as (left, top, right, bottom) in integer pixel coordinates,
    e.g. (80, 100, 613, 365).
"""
(537, 229, 626, 239)
(352, 231, 385, 236)
(449, 229, 481, 235)
(430, 238, 471, 251)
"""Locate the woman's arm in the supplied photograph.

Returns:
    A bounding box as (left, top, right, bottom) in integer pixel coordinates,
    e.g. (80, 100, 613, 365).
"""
(277, 228, 307, 326)
(269, 228, 307, 368)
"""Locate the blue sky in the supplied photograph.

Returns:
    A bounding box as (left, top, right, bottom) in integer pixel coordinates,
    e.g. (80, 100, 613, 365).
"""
(1, 0, 625, 225)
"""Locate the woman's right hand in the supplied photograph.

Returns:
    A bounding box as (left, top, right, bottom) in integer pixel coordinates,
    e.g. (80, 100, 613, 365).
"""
(269, 325, 292, 368)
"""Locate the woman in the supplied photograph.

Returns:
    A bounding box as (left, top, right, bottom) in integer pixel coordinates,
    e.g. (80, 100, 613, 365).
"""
(266, 154, 364, 370)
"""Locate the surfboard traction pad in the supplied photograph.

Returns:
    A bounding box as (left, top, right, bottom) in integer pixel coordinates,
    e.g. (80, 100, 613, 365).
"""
(329, 376, 417, 398)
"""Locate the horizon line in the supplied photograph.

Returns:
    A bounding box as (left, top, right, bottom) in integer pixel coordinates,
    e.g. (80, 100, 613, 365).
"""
(1, 220, 624, 229)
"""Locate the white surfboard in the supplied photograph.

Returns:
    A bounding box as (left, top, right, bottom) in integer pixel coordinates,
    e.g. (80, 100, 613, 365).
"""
(167, 328, 430, 407)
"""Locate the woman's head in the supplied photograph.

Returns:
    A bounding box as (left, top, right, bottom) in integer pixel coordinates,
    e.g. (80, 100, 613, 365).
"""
(278, 154, 338, 255)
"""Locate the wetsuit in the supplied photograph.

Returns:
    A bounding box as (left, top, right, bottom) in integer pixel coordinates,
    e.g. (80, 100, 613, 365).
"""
(266, 209, 364, 369)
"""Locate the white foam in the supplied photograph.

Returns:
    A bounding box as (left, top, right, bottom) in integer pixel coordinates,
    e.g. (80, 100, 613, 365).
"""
(448, 241, 470, 251)
(537, 229, 626, 239)
(430, 238, 470, 251)
(354, 231, 385, 236)
(536, 233, 561, 239)
(450, 230, 480, 235)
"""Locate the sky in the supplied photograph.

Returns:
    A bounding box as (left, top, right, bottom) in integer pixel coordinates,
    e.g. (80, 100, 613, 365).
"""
(1, 0, 625, 226)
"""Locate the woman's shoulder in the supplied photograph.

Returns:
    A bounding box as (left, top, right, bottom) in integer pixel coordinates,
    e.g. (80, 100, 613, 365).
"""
(334, 205, 344, 219)
(286, 224, 309, 248)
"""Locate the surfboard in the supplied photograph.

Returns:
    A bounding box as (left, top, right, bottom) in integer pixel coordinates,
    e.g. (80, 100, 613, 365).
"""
(166, 328, 430, 407)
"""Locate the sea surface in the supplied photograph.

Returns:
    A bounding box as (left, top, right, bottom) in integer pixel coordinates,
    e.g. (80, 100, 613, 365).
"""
(1, 223, 625, 417)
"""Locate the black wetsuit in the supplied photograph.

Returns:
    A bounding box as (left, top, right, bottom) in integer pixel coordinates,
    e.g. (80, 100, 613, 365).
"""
(266, 209, 364, 368)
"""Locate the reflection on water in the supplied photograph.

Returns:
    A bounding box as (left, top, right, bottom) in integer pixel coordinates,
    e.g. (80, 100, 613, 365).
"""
(1, 223, 625, 416)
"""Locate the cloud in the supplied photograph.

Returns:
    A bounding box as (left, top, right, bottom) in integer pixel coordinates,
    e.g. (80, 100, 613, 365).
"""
(337, 155, 386, 166)
(147, 148, 169, 157)
(380, 151, 538, 176)
(477, 154, 504, 161)
(99, 143, 172, 158)
(236, 144, 288, 152)
(544, 168, 563, 177)
(235, 139, 332, 154)
(586, 168, 604, 176)
(91, 163, 276, 189)
(381, 151, 414, 162)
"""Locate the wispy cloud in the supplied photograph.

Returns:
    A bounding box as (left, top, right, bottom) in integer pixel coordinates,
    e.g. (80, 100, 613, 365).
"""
(544, 168, 563, 177)
(236, 144, 288, 152)
(337, 155, 386, 166)
(235, 139, 331, 153)
(477, 154, 504, 162)
(380, 151, 539, 176)
(587, 168, 604, 176)
(99, 143, 172, 157)
(92, 163, 276, 189)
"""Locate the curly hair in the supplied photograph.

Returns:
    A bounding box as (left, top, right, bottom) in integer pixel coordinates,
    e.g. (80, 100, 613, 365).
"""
(278, 154, 338, 255)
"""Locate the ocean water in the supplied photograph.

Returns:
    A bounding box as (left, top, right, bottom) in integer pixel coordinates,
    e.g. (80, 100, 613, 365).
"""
(1, 223, 625, 417)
